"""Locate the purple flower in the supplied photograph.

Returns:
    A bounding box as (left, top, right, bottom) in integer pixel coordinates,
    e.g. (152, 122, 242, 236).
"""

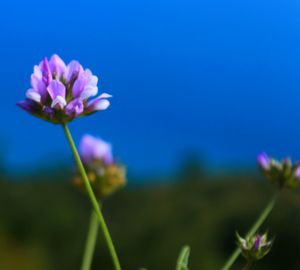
(257, 152, 270, 170)
(17, 54, 111, 124)
(79, 135, 113, 165)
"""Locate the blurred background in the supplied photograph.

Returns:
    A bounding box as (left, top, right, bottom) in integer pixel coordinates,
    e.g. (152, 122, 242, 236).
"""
(1, 0, 300, 269)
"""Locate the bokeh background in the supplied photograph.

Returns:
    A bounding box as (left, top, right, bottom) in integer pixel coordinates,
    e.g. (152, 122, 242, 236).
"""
(1, 0, 300, 269)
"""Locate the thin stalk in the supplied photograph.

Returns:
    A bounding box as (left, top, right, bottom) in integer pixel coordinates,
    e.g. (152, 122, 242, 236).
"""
(81, 210, 99, 270)
(62, 123, 121, 270)
(221, 192, 278, 270)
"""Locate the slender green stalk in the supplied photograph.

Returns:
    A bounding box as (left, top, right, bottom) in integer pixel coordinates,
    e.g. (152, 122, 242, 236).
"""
(62, 123, 121, 270)
(81, 210, 99, 270)
(221, 192, 278, 270)
(176, 246, 190, 270)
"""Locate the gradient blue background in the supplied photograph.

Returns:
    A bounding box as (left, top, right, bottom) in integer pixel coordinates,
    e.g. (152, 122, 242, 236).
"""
(1, 0, 300, 175)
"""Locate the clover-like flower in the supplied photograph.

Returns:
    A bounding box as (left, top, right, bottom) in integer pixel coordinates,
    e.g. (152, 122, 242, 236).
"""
(17, 54, 111, 123)
(257, 152, 300, 189)
(74, 135, 126, 199)
(236, 232, 273, 261)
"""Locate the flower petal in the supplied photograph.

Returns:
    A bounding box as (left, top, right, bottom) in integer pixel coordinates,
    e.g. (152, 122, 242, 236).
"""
(39, 57, 52, 85)
(98, 93, 112, 99)
(80, 86, 98, 100)
(87, 96, 110, 111)
(47, 80, 66, 100)
(72, 69, 100, 99)
(26, 89, 41, 103)
(72, 74, 86, 98)
(79, 135, 97, 164)
(17, 99, 40, 114)
(253, 235, 262, 250)
(51, 95, 67, 109)
(65, 98, 84, 116)
(43, 106, 55, 116)
(66, 60, 83, 82)
(49, 54, 67, 78)
(295, 166, 300, 179)
(257, 152, 270, 170)
(85, 69, 98, 86)
(31, 74, 48, 102)
(33, 65, 42, 79)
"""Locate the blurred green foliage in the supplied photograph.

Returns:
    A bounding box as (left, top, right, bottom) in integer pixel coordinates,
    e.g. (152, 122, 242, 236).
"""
(0, 165, 300, 270)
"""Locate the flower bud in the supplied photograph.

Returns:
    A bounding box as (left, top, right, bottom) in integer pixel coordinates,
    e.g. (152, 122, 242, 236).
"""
(74, 135, 126, 199)
(236, 232, 273, 261)
(257, 152, 300, 189)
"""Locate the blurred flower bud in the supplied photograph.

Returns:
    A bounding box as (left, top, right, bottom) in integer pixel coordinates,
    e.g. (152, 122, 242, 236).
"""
(257, 152, 300, 189)
(236, 232, 273, 261)
(74, 135, 126, 199)
(80, 135, 113, 166)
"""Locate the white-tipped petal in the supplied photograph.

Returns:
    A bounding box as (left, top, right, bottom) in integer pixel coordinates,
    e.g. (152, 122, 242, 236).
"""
(26, 89, 41, 103)
(98, 93, 112, 99)
(51, 95, 67, 109)
(80, 86, 98, 100)
(93, 99, 110, 110)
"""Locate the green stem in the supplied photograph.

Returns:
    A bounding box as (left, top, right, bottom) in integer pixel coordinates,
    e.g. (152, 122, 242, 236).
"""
(62, 124, 121, 270)
(221, 192, 278, 270)
(81, 210, 99, 270)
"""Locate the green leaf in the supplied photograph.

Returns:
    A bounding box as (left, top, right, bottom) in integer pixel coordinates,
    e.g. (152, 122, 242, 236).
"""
(176, 245, 190, 270)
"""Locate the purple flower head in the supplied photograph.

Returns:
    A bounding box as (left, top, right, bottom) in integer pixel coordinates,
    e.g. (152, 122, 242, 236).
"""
(17, 54, 111, 124)
(79, 135, 113, 166)
(257, 152, 270, 170)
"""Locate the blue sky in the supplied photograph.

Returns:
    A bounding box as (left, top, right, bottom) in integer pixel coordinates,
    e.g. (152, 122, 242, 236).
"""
(1, 0, 300, 175)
